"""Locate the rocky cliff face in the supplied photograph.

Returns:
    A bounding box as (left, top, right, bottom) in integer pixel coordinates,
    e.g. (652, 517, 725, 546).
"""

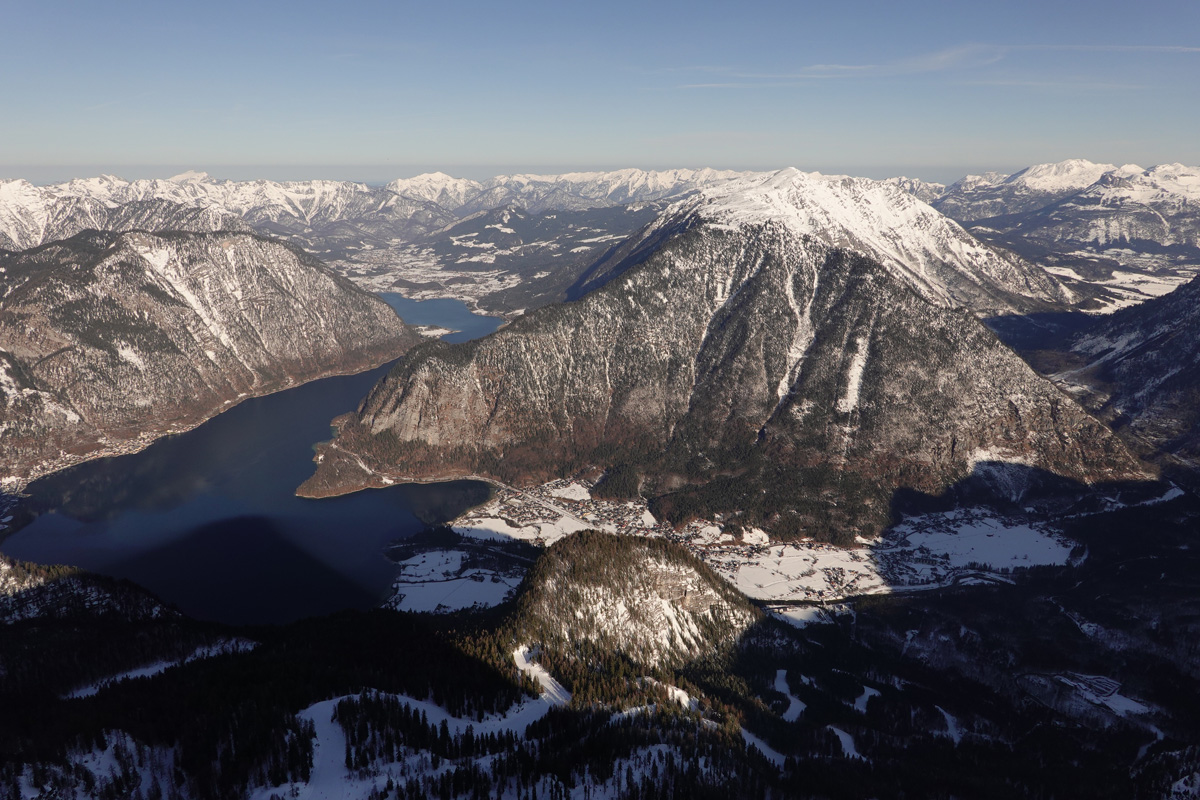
(300, 171, 1142, 540)
(0, 230, 420, 488)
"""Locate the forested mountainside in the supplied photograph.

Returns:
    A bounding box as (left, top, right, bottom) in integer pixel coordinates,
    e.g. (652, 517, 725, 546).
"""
(514, 532, 758, 668)
(7, 498, 1200, 799)
(0, 230, 419, 488)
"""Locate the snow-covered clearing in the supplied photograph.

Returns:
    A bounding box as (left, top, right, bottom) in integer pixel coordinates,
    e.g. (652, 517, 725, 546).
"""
(386, 548, 522, 613)
(768, 604, 847, 628)
(66, 639, 257, 699)
(514, 645, 572, 707)
(1055, 673, 1150, 717)
(774, 670, 805, 721)
(452, 512, 591, 546)
(643, 677, 700, 712)
(936, 706, 962, 744)
(438, 479, 1082, 606)
(250, 649, 571, 800)
(828, 726, 864, 760)
(853, 686, 880, 714)
(740, 728, 787, 769)
(549, 481, 591, 502)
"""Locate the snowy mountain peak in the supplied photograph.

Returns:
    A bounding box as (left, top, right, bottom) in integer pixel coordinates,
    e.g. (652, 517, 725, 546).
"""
(387, 173, 483, 209)
(671, 168, 1069, 312)
(882, 176, 947, 204)
(168, 170, 211, 184)
(1087, 162, 1200, 202)
(946, 172, 1007, 193)
(1004, 159, 1116, 193)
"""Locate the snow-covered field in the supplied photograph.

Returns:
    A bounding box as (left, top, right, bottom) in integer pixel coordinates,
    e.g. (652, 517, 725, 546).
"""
(439, 478, 1077, 608)
(248, 648, 570, 800)
(386, 548, 523, 613)
(775, 670, 805, 722)
(328, 244, 524, 308)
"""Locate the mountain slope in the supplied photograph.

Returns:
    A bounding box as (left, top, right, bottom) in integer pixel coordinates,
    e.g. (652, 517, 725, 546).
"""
(1061, 274, 1200, 467)
(300, 171, 1141, 540)
(515, 531, 757, 668)
(0, 230, 420, 488)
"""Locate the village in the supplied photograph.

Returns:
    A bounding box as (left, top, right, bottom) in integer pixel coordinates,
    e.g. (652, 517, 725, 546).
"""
(402, 476, 1073, 610)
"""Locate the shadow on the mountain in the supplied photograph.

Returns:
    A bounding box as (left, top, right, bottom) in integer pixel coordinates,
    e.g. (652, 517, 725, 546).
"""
(982, 310, 1097, 352)
(101, 515, 383, 625)
(889, 460, 1175, 521)
(566, 213, 691, 300)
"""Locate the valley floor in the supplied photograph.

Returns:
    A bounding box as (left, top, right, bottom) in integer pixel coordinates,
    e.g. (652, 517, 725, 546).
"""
(386, 476, 1145, 613)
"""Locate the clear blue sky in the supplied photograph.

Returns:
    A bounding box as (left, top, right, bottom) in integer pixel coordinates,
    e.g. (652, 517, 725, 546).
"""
(2, 0, 1197, 183)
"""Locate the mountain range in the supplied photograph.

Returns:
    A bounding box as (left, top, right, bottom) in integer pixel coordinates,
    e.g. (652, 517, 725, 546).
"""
(6, 160, 1197, 316)
(299, 169, 1143, 541)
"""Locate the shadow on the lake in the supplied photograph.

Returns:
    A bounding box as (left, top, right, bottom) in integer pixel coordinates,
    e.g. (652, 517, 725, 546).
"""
(103, 515, 383, 626)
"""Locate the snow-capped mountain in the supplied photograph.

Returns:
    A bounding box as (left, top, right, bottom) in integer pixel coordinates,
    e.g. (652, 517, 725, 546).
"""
(300, 169, 1141, 540)
(1005, 162, 1200, 251)
(944, 162, 1200, 307)
(881, 176, 946, 205)
(655, 169, 1072, 314)
(0, 178, 248, 251)
(0, 230, 419, 488)
(457, 167, 756, 215)
(933, 159, 1122, 222)
(386, 172, 483, 210)
(0, 173, 458, 255)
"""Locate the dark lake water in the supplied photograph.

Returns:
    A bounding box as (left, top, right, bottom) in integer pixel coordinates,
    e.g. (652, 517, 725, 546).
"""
(1, 296, 502, 625)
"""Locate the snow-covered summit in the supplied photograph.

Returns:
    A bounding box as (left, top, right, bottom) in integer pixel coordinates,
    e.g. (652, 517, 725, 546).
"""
(881, 176, 946, 204)
(388, 172, 483, 210)
(1086, 162, 1200, 203)
(673, 168, 1070, 312)
(944, 172, 1007, 194)
(169, 170, 210, 184)
(1003, 159, 1117, 193)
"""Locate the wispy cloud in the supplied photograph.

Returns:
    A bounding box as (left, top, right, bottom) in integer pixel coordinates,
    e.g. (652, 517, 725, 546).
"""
(1009, 44, 1200, 54)
(674, 44, 1006, 88)
(958, 79, 1146, 90)
(675, 42, 1197, 89)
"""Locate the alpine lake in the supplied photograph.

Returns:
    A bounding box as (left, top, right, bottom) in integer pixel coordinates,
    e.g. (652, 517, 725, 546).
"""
(0, 294, 504, 625)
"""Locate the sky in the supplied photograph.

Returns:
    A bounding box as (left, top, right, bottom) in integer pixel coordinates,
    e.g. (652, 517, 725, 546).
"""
(1, 0, 1197, 183)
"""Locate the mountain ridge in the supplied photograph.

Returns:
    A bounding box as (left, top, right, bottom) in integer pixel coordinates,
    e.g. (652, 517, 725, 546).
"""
(299, 173, 1144, 540)
(0, 230, 419, 490)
